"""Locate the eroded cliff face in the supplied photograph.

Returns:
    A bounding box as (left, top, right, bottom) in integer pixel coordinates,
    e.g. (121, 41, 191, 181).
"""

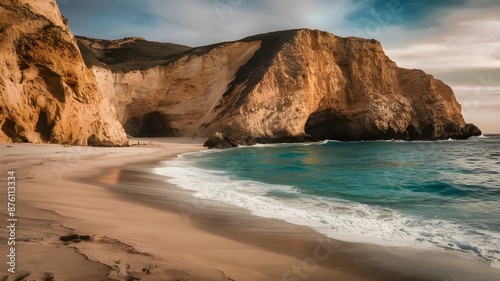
(86, 39, 262, 137)
(80, 29, 480, 142)
(0, 0, 127, 145)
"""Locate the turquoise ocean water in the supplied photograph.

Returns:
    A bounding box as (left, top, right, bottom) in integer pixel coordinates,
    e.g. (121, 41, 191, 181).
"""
(155, 135, 500, 268)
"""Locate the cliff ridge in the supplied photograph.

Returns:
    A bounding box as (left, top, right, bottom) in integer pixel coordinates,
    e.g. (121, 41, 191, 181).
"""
(79, 29, 480, 142)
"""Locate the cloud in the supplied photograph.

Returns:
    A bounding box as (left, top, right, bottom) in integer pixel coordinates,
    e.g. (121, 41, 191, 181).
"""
(345, 0, 466, 30)
(451, 82, 500, 134)
(494, 48, 500, 60)
(430, 68, 500, 86)
(59, 0, 357, 45)
(384, 10, 500, 70)
(145, 0, 353, 46)
(459, 102, 500, 133)
(59, 0, 159, 39)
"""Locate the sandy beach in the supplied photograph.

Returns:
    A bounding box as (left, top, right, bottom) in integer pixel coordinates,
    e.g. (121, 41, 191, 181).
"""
(0, 139, 369, 281)
(1, 138, 499, 281)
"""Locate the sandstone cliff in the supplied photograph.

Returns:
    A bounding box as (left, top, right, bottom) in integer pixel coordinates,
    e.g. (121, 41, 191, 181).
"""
(79, 29, 480, 142)
(0, 0, 128, 146)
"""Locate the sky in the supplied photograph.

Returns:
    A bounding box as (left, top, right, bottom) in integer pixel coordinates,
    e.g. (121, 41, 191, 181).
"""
(58, 0, 500, 133)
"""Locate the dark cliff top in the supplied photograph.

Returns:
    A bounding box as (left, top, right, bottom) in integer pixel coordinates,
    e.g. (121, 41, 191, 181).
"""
(76, 36, 192, 72)
(76, 29, 307, 73)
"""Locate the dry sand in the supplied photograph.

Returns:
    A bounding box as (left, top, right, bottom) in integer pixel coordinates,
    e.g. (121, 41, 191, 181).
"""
(0, 138, 369, 281)
(1, 138, 499, 281)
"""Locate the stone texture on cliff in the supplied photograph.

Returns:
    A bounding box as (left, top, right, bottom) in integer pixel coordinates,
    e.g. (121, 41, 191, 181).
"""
(84, 39, 262, 138)
(79, 29, 480, 142)
(0, 0, 128, 145)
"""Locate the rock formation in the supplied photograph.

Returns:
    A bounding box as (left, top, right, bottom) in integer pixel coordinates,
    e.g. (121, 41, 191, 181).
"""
(0, 0, 128, 146)
(79, 29, 480, 142)
(203, 132, 241, 149)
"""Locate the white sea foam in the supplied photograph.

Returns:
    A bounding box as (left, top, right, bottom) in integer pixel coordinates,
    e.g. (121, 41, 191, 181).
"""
(154, 154, 500, 269)
(251, 140, 330, 148)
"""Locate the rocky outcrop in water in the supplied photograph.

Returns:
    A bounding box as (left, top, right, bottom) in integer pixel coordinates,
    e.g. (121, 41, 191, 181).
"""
(79, 29, 480, 142)
(0, 0, 127, 146)
(203, 132, 241, 149)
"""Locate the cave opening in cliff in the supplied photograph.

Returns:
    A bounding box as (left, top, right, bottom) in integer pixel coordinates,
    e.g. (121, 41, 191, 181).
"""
(35, 111, 53, 142)
(304, 110, 354, 141)
(39, 67, 66, 103)
(124, 117, 141, 137)
(406, 124, 418, 139)
(125, 111, 178, 137)
(2, 118, 18, 140)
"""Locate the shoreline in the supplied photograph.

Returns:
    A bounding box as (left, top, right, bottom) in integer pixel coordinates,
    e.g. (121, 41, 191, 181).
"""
(107, 144, 500, 281)
(1, 138, 498, 280)
(0, 139, 366, 280)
